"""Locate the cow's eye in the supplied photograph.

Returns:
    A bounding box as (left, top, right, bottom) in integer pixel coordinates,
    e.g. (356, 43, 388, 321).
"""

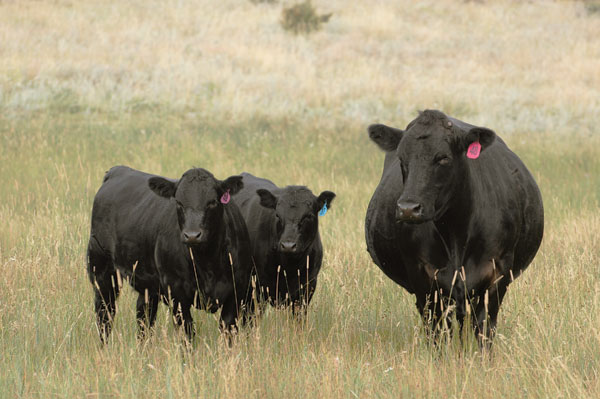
(207, 200, 218, 209)
(436, 156, 451, 166)
(399, 160, 408, 181)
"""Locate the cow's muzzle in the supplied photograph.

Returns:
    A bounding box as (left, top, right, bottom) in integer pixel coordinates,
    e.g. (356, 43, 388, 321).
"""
(279, 241, 298, 254)
(182, 229, 206, 245)
(396, 201, 425, 223)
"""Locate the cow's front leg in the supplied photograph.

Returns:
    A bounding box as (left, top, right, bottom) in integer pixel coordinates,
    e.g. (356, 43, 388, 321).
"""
(468, 256, 512, 350)
(219, 297, 240, 333)
(136, 292, 159, 340)
(172, 300, 195, 342)
(218, 297, 242, 347)
(291, 277, 317, 319)
(424, 264, 466, 339)
(416, 292, 449, 345)
(472, 281, 508, 350)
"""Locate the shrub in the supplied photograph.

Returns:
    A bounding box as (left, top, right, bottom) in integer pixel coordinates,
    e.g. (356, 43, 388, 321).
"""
(280, 1, 332, 35)
(585, 1, 600, 15)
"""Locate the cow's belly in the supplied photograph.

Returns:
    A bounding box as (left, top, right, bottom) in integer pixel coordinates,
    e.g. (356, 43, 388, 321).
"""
(106, 237, 161, 293)
(368, 228, 414, 293)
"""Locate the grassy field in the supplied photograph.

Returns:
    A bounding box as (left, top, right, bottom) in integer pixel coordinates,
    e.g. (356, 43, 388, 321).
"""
(1, 0, 599, 397)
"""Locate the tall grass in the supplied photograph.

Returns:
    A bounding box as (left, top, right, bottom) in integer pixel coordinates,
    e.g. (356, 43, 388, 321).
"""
(1, 0, 599, 397)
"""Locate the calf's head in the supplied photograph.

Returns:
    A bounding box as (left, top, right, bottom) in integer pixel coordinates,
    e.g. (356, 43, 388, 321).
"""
(256, 186, 335, 255)
(369, 110, 495, 223)
(148, 168, 243, 245)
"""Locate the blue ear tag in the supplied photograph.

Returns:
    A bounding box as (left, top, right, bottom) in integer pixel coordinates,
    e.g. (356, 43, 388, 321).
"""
(318, 201, 328, 217)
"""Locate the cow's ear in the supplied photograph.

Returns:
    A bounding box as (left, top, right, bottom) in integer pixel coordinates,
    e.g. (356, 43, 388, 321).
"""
(221, 175, 244, 196)
(463, 127, 496, 153)
(256, 189, 277, 209)
(368, 124, 403, 152)
(149, 177, 177, 198)
(316, 191, 336, 213)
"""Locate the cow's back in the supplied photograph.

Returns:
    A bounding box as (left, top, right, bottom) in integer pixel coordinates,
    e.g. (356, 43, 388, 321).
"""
(234, 173, 277, 216)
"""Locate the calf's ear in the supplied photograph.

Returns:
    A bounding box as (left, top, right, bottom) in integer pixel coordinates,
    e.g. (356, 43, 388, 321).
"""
(368, 124, 403, 152)
(316, 191, 336, 213)
(149, 177, 177, 198)
(221, 175, 244, 195)
(256, 189, 277, 209)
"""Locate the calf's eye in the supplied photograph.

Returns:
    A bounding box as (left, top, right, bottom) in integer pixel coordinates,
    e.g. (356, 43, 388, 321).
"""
(437, 157, 451, 166)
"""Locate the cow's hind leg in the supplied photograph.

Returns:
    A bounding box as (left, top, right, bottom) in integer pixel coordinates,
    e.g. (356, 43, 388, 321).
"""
(136, 291, 159, 340)
(87, 240, 120, 344)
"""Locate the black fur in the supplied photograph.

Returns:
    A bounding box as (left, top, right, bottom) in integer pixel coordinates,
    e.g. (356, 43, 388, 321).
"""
(365, 110, 543, 348)
(87, 166, 253, 343)
(233, 173, 335, 313)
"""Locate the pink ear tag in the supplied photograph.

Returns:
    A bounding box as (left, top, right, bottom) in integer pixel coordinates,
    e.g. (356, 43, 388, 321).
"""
(220, 189, 231, 204)
(466, 141, 481, 159)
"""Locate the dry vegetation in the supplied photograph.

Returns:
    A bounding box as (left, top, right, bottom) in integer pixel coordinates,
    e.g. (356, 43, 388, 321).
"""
(0, 0, 599, 397)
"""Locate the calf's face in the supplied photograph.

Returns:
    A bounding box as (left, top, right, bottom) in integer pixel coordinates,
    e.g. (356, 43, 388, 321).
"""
(256, 187, 335, 255)
(369, 110, 495, 223)
(148, 169, 243, 245)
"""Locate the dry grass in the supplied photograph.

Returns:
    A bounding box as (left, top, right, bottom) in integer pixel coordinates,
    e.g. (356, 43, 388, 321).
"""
(2, 0, 599, 130)
(1, 0, 599, 397)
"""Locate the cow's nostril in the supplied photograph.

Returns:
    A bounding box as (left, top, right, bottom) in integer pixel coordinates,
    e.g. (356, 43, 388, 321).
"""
(397, 201, 423, 220)
(280, 241, 297, 252)
(183, 231, 202, 242)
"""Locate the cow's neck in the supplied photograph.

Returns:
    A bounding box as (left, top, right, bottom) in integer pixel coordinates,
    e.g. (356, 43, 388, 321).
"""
(189, 224, 227, 263)
(433, 163, 474, 267)
(278, 250, 309, 271)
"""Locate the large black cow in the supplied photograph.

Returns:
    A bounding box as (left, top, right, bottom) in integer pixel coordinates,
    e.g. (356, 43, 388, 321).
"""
(87, 166, 253, 343)
(365, 110, 543, 347)
(233, 173, 335, 312)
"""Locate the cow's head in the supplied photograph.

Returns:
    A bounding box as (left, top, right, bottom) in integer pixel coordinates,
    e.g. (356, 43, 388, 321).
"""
(148, 168, 243, 245)
(368, 110, 495, 223)
(256, 186, 335, 255)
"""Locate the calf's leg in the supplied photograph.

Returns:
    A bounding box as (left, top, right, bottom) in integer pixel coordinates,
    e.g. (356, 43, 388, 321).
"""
(291, 278, 317, 318)
(172, 300, 195, 341)
(136, 291, 159, 340)
(87, 243, 121, 344)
